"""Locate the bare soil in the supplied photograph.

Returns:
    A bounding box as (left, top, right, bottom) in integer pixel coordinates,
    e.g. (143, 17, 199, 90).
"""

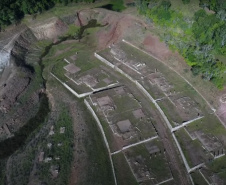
(143, 35, 172, 61)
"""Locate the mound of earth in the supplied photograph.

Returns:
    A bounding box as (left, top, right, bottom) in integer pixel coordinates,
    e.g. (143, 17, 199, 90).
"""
(75, 8, 147, 50)
(29, 17, 68, 40)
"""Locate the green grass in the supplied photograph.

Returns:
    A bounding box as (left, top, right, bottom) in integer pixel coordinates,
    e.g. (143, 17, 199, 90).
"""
(77, 99, 115, 185)
(44, 40, 102, 94)
(175, 128, 210, 167)
(110, 0, 126, 12)
(186, 115, 226, 137)
(117, 42, 211, 112)
(208, 155, 226, 182)
(125, 140, 172, 183)
(191, 171, 209, 185)
(38, 105, 74, 185)
(158, 98, 184, 125)
(112, 153, 138, 185)
(22, 1, 110, 24)
(66, 24, 80, 37)
(51, 60, 68, 81)
(112, 94, 140, 114)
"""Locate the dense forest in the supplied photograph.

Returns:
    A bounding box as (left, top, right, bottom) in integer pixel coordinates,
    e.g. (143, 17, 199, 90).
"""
(136, 0, 226, 88)
(0, 0, 95, 30)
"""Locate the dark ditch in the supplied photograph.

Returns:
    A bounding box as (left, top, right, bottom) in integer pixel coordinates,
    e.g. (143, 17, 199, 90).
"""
(0, 93, 50, 159)
(0, 18, 105, 159)
(98, 4, 114, 11)
(76, 19, 108, 40)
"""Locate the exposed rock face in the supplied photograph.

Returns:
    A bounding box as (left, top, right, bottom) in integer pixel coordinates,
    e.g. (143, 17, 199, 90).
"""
(0, 77, 30, 113)
(11, 28, 37, 68)
(30, 17, 68, 40)
(0, 16, 70, 140)
(0, 50, 10, 71)
(0, 28, 41, 140)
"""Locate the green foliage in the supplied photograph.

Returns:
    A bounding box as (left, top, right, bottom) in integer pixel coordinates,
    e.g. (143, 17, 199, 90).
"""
(0, 0, 96, 31)
(112, 153, 138, 185)
(199, 0, 226, 12)
(135, 0, 226, 88)
(208, 155, 226, 181)
(110, 0, 126, 12)
(39, 105, 74, 185)
(0, 93, 50, 159)
(66, 24, 80, 38)
(182, 0, 190, 4)
(136, 0, 149, 15)
(161, 0, 171, 10)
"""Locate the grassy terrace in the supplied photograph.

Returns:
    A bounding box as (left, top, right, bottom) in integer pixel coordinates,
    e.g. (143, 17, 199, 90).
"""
(86, 86, 157, 151)
(124, 140, 172, 184)
(98, 41, 213, 126)
(186, 116, 226, 139)
(207, 155, 226, 182)
(112, 153, 138, 185)
(175, 128, 212, 168)
(118, 42, 211, 112)
(76, 98, 115, 185)
(22, 0, 110, 25)
(38, 105, 74, 185)
(158, 98, 184, 126)
(111, 110, 156, 140)
(44, 41, 103, 94)
(191, 171, 208, 185)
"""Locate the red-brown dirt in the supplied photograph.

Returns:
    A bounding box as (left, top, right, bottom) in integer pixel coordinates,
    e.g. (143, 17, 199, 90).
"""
(143, 35, 172, 61)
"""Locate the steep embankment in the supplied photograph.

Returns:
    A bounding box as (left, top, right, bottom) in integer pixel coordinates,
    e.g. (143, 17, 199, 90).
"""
(0, 16, 70, 141)
(0, 28, 45, 143)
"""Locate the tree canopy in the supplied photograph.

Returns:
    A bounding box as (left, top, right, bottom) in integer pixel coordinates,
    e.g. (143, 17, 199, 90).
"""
(0, 0, 95, 31)
(136, 0, 226, 88)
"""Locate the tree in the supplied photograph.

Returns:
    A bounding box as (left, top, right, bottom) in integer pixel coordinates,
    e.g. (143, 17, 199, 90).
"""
(182, 0, 190, 5)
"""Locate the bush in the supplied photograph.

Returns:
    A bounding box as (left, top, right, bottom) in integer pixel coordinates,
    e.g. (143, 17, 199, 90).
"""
(182, 0, 190, 4)
(110, 0, 126, 12)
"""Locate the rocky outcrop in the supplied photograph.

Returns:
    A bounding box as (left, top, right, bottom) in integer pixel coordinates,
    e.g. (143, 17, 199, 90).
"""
(11, 28, 37, 69)
(29, 17, 68, 40)
(0, 28, 42, 140)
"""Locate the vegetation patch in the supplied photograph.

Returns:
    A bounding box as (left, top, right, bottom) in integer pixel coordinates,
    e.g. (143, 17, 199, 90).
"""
(191, 171, 209, 185)
(37, 105, 74, 185)
(208, 155, 226, 182)
(0, 93, 50, 159)
(136, 0, 226, 88)
(112, 153, 138, 185)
